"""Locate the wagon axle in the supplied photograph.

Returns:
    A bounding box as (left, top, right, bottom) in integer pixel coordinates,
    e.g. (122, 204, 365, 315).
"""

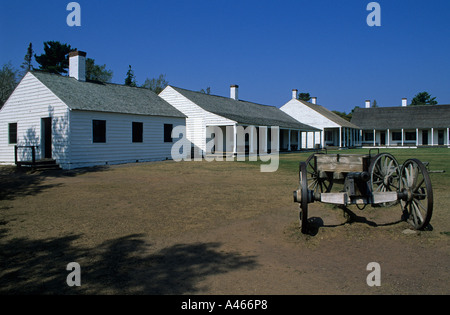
(293, 152, 433, 234)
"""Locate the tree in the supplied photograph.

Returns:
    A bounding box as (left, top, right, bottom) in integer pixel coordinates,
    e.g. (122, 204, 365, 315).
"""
(332, 110, 352, 122)
(86, 58, 113, 83)
(372, 99, 378, 108)
(332, 106, 360, 122)
(124, 65, 137, 87)
(410, 92, 437, 106)
(200, 87, 211, 95)
(35, 41, 75, 75)
(141, 74, 168, 94)
(0, 62, 19, 107)
(20, 43, 34, 76)
(297, 92, 311, 102)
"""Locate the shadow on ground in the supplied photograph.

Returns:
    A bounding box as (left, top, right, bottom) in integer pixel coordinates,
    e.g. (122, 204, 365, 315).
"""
(0, 165, 109, 201)
(0, 233, 258, 295)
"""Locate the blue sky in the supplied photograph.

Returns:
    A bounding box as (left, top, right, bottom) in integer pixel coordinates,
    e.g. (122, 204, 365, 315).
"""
(1, 0, 449, 113)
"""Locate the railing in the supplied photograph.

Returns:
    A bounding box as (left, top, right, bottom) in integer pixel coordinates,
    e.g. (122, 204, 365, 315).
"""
(14, 145, 39, 166)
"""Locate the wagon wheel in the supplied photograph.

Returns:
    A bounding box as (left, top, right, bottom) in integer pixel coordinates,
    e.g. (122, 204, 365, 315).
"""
(298, 162, 309, 234)
(399, 159, 433, 230)
(369, 153, 400, 207)
(305, 153, 333, 195)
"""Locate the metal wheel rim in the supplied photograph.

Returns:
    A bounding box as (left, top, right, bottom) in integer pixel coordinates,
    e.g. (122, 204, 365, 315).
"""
(399, 159, 433, 230)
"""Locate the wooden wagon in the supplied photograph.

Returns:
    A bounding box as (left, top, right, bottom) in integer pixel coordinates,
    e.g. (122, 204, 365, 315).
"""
(293, 151, 433, 234)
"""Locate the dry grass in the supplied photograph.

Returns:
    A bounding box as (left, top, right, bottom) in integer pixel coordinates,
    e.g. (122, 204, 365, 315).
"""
(1, 148, 449, 294)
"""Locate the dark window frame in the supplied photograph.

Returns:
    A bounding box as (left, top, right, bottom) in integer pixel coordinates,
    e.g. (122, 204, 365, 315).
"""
(164, 124, 173, 143)
(364, 132, 374, 142)
(405, 132, 416, 141)
(132, 122, 144, 143)
(392, 132, 402, 141)
(93, 120, 106, 143)
(9, 123, 17, 144)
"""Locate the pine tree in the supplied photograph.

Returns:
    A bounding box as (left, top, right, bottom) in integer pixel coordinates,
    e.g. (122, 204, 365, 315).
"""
(124, 65, 137, 87)
(297, 92, 311, 102)
(35, 41, 75, 75)
(410, 92, 438, 106)
(20, 43, 34, 75)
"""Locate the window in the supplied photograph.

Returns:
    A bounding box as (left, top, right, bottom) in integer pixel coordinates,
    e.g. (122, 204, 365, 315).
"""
(405, 132, 416, 141)
(9, 123, 17, 144)
(164, 124, 173, 143)
(93, 120, 106, 143)
(132, 122, 143, 143)
(364, 132, 374, 142)
(392, 132, 402, 141)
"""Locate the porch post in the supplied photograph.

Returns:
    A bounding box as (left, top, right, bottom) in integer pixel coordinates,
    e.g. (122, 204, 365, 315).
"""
(387, 129, 390, 146)
(339, 127, 342, 148)
(320, 130, 323, 149)
(249, 126, 254, 154)
(401, 128, 404, 146)
(431, 128, 434, 146)
(416, 128, 419, 146)
(297, 130, 301, 150)
(373, 129, 376, 147)
(233, 124, 237, 155)
(288, 129, 291, 151)
(447, 128, 449, 146)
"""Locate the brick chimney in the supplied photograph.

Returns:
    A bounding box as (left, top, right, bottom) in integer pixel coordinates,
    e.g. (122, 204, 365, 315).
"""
(292, 89, 298, 99)
(365, 100, 371, 108)
(311, 97, 317, 104)
(69, 51, 87, 81)
(230, 85, 239, 100)
(402, 98, 407, 107)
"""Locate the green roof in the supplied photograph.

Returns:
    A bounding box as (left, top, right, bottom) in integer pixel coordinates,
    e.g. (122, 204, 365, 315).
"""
(170, 86, 319, 131)
(31, 71, 186, 118)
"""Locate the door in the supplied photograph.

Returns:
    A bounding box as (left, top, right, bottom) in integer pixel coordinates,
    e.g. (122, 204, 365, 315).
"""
(42, 118, 52, 159)
(422, 130, 428, 145)
(438, 130, 444, 145)
(380, 132, 386, 146)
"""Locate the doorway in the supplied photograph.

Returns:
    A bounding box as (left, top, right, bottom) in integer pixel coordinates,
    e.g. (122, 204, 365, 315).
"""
(422, 130, 428, 145)
(438, 130, 444, 145)
(380, 132, 386, 146)
(42, 117, 52, 159)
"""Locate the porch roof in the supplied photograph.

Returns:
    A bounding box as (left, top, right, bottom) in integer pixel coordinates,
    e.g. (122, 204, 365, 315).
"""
(351, 105, 450, 130)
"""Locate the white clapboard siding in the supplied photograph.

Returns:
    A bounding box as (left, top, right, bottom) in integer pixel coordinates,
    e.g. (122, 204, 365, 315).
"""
(159, 86, 235, 151)
(0, 72, 70, 165)
(281, 99, 339, 148)
(281, 99, 340, 130)
(67, 110, 185, 169)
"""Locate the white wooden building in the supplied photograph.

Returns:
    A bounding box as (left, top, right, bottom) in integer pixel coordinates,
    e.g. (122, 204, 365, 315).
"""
(351, 100, 450, 147)
(159, 85, 319, 156)
(280, 90, 361, 149)
(0, 51, 186, 169)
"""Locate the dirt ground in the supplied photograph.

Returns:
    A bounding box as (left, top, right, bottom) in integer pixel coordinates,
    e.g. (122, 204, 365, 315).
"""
(1, 155, 449, 295)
